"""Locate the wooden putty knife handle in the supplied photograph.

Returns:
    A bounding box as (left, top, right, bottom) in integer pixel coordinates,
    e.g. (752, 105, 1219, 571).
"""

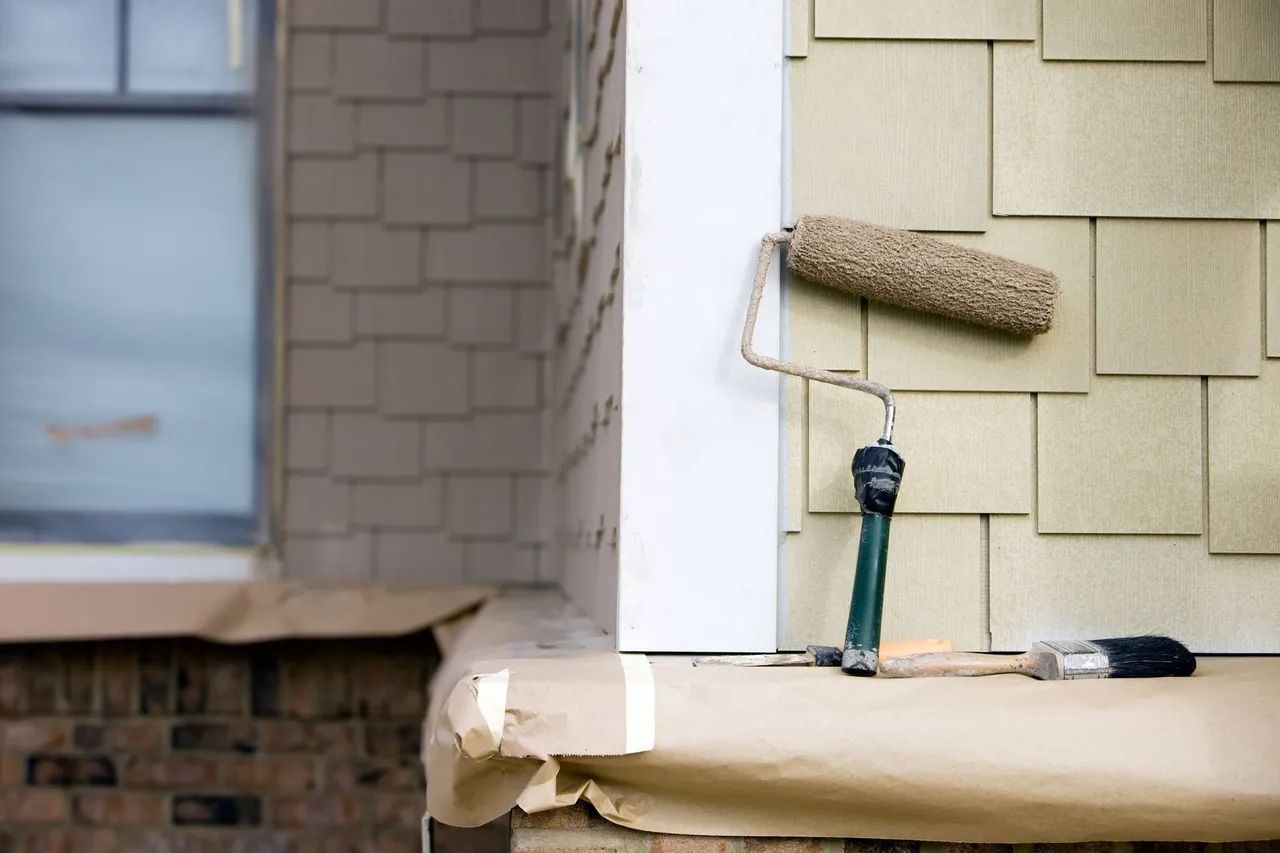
(878, 651, 1025, 678)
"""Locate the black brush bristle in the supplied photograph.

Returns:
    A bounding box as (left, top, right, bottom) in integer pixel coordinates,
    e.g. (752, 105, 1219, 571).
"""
(1092, 635, 1197, 678)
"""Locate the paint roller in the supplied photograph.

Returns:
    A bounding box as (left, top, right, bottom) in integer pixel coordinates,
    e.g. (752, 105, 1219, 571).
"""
(741, 215, 1060, 675)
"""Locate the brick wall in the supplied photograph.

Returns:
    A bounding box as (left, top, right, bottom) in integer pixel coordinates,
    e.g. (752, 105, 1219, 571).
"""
(0, 636, 438, 851)
(511, 803, 1280, 853)
(283, 0, 555, 584)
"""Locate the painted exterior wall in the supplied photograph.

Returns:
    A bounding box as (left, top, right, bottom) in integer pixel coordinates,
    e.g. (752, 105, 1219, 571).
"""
(547, 0, 625, 631)
(280, 0, 555, 583)
(783, 0, 1280, 652)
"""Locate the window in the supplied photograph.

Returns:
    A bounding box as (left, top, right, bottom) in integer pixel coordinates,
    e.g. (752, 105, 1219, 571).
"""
(0, 0, 274, 545)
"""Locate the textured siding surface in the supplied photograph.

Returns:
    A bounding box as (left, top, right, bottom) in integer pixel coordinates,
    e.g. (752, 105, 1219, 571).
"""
(814, 0, 1037, 40)
(282, 0, 554, 582)
(547, 0, 625, 631)
(1042, 0, 1207, 61)
(785, 0, 1280, 652)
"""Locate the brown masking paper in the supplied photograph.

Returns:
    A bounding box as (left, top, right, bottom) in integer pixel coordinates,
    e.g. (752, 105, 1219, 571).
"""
(0, 582, 492, 643)
(427, 592, 1280, 843)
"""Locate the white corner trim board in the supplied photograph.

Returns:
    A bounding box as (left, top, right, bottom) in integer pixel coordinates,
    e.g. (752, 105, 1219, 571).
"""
(618, 0, 784, 652)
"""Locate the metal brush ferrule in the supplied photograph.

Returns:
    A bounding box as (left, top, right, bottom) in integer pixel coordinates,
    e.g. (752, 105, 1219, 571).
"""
(1034, 639, 1112, 679)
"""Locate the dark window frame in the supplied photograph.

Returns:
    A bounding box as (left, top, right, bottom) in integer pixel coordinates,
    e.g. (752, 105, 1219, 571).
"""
(0, 0, 277, 546)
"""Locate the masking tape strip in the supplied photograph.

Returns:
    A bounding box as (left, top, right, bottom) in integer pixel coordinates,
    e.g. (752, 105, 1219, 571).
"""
(620, 653, 656, 753)
(474, 669, 510, 750)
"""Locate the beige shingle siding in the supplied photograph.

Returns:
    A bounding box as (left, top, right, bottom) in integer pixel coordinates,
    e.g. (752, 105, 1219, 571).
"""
(786, 0, 1280, 651)
(282, 0, 553, 582)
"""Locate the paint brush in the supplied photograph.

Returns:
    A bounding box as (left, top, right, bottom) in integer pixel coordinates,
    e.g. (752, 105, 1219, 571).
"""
(878, 635, 1196, 680)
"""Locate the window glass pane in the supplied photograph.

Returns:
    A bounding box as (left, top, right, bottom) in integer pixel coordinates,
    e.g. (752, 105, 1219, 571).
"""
(128, 0, 257, 94)
(0, 0, 118, 92)
(0, 114, 258, 521)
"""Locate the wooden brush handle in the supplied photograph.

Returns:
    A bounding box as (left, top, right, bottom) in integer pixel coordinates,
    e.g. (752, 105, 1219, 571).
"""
(878, 651, 1030, 678)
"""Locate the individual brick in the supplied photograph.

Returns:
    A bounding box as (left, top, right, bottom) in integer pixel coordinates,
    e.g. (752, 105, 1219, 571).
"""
(332, 224, 420, 289)
(117, 755, 218, 789)
(284, 475, 350, 534)
(356, 102, 448, 148)
(205, 649, 247, 716)
(291, 0, 380, 29)
(510, 804, 597, 829)
(333, 35, 423, 100)
(449, 288, 514, 346)
(98, 644, 136, 716)
(447, 477, 513, 536)
(0, 720, 69, 751)
(289, 33, 332, 91)
(282, 535, 372, 581)
(288, 95, 355, 154)
(744, 842, 824, 853)
(289, 222, 329, 278)
(10, 829, 116, 852)
(476, 162, 541, 220)
(652, 836, 729, 853)
(171, 722, 258, 754)
(330, 415, 420, 479)
(350, 655, 425, 720)
(174, 643, 207, 713)
(355, 290, 446, 338)
(0, 790, 67, 823)
(466, 541, 538, 582)
(323, 758, 424, 791)
(289, 285, 352, 343)
(280, 652, 351, 720)
(388, 0, 472, 36)
(71, 792, 165, 825)
(518, 98, 553, 164)
(272, 794, 365, 828)
(288, 154, 378, 218)
(221, 757, 316, 792)
(138, 646, 172, 716)
(258, 721, 358, 755)
(845, 842, 919, 853)
(370, 792, 425, 827)
(472, 351, 540, 409)
(287, 343, 376, 409)
(364, 723, 420, 757)
(351, 480, 446, 528)
(382, 151, 471, 225)
(249, 653, 280, 718)
(27, 755, 117, 787)
(450, 97, 517, 157)
(422, 413, 545, 471)
(478, 0, 546, 32)
(173, 795, 262, 827)
(72, 721, 166, 752)
(426, 225, 549, 283)
(379, 342, 469, 416)
(25, 647, 61, 713)
(373, 532, 465, 582)
(286, 413, 329, 472)
(0, 650, 25, 714)
(429, 38, 550, 94)
(62, 645, 96, 713)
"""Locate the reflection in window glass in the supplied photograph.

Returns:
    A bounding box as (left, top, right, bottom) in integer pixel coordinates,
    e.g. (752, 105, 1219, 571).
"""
(0, 114, 258, 518)
(128, 0, 258, 94)
(0, 0, 118, 93)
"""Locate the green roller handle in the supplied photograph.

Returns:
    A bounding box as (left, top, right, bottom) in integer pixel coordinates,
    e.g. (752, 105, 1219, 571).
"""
(842, 512, 892, 676)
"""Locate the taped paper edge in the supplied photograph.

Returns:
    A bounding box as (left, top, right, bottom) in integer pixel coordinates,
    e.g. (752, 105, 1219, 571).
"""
(621, 653, 655, 753)
(475, 670, 511, 751)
